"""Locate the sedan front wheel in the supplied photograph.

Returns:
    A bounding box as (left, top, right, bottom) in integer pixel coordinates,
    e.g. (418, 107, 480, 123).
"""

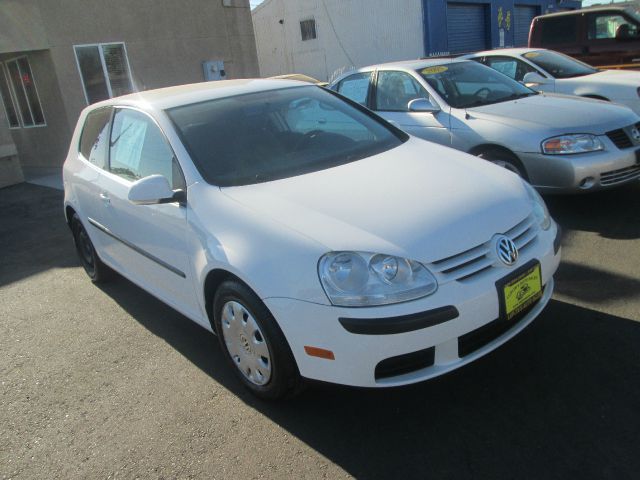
(477, 149, 528, 180)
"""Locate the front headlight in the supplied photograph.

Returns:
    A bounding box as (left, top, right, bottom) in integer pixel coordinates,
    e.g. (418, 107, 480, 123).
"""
(523, 181, 551, 231)
(318, 252, 438, 307)
(541, 134, 604, 155)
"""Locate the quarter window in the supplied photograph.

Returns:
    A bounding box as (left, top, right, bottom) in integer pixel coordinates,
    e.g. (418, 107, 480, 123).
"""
(79, 108, 112, 169)
(0, 57, 45, 128)
(109, 109, 184, 190)
(375, 71, 430, 111)
(335, 72, 371, 106)
(74, 43, 134, 104)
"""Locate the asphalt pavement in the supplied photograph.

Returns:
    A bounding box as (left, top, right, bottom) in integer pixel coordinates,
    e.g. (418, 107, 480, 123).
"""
(1, 182, 639, 479)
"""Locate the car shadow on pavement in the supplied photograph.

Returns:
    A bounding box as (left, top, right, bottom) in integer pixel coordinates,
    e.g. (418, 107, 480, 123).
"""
(544, 182, 640, 240)
(554, 260, 640, 304)
(98, 276, 640, 480)
(0, 184, 77, 287)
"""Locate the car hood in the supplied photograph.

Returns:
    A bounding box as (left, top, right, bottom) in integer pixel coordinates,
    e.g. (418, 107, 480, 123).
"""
(563, 69, 640, 91)
(466, 93, 637, 134)
(220, 138, 532, 263)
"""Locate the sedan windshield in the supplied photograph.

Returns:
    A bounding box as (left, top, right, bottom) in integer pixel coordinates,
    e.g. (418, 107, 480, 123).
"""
(166, 86, 405, 186)
(417, 61, 537, 109)
(522, 50, 598, 79)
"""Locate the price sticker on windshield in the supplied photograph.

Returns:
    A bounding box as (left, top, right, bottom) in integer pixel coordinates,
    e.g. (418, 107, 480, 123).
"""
(421, 66, 448, 75)
(524, 52, 540, 58)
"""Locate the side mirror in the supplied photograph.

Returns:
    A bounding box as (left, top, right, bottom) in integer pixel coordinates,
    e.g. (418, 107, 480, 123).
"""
(522, 72, 552, 86)
(128, 174, 184, 205)
(615, 24, 636, 41)
(408, 98, 441, 114)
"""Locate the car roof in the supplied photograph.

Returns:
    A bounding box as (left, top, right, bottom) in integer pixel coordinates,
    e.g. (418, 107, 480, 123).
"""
(90, 78, 312, 111)
(357, 57, 469, 72)
(536, 5, 628, 19)
(468, 47, 543, 57)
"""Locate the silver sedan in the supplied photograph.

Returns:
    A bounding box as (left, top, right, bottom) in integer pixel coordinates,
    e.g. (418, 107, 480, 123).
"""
(329, 59, 640, 193)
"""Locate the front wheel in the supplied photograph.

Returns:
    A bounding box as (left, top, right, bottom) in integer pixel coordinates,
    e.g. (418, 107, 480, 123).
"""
(477, 149, 528, 180)
(213, 280, 302, 400)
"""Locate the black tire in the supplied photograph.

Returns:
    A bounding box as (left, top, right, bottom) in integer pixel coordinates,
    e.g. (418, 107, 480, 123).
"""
(70, 213, 113, 283)
(477, 148, 529, 181)
(213, 280, 302, 400)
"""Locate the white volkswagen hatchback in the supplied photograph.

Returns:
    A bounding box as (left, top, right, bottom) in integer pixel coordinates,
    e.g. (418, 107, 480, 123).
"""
(63, 79, 561, 399)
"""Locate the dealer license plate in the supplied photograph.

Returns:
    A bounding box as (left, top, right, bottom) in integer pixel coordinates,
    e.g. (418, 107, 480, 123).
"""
(502, 263, 542, 321)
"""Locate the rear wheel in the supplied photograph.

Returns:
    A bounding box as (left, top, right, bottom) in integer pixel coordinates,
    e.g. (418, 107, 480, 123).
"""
(213, 280, 302, 400)
(477, 149, 528, 180)
(70, 213, 112, 283)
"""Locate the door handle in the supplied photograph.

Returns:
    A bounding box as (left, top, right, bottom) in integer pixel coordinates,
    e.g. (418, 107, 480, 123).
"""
(99, 192, 111, 206)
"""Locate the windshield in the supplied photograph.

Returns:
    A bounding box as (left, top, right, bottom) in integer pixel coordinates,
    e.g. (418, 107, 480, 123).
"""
(522, 50, 598, 79)
(166, 86, 405, 186)
(626, 7, 640, 24)
(416, 61, 536, 109)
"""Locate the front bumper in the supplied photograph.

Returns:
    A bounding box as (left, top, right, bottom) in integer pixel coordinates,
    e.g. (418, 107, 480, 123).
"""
(265, 223, 561, 388)
(517, 144, 640, 193)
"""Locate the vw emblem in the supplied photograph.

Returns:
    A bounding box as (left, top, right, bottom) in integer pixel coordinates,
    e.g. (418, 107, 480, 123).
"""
(631, 127, 640, 142)
(496, 235, 518, 266)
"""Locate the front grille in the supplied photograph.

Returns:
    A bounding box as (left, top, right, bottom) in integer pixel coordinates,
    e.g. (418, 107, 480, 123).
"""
(600, 164, 640, 186)
(606, 128, 633, 149)
(427, 215, 538, 284)
(457, 287, 544, 358)
(375, 346, 435, 380)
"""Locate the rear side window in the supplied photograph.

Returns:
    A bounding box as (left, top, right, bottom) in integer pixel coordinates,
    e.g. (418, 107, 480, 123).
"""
(79, 107, 112, 169)
(540, 16, 578, 45)
(335, 72, 371, 106)
(485, 56, 538, 82)
(109, 108, 185, 190)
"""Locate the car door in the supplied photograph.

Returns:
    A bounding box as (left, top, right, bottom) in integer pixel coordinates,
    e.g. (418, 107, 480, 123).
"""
(583, 11, 640, 67)
(97, 107, 201, 318)
(371, 70, 451, 145)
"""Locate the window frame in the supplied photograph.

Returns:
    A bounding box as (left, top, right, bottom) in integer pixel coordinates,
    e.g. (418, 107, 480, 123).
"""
(73, 42, 135, 106)
(1, 56, 46, 129)
(105, 105, 186, 192)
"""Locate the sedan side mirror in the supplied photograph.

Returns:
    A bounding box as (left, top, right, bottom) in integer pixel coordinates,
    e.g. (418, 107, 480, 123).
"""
(128, 174, 184, 205)
(522, 72, 552, 87)
(408, 98, 440, 114)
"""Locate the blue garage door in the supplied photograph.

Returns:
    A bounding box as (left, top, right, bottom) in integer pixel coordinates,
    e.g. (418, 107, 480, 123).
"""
(447, 2, 489, 54)
(514, 5, 539, 47)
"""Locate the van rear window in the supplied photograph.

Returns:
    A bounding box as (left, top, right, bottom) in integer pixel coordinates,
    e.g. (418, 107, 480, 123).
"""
(540, 16, 578, 46)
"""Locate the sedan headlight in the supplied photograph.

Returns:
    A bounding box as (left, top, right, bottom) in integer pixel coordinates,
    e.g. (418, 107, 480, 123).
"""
(523, 181, 551, 231)
(318, 252, 438, 307)
(541, 134, 603, 155)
